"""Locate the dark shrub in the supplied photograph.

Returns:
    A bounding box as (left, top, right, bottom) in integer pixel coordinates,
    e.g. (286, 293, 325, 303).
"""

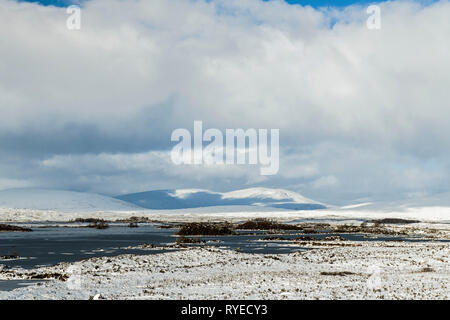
(331, 224, 408, 235)
(176, 236, 204, 244)
(320, 271, 355, 276)
(115, 217, 152, 223)
(237, 218, 301, 230)
(177, 222, 233, 235)
(294, 236, 316, 241)
(73, 218, 106, 223)
(87, 221, 109, 229)
(370, 218, 420, 225)
(0, 224, 32, 232)
(0, 253, 19, 260)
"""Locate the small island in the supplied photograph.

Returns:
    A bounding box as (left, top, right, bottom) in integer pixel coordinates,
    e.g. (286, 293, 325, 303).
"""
(0, 224, 32, 232)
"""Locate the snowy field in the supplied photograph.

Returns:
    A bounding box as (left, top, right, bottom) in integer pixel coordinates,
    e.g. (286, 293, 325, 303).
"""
(0, 188, 449, 226)
(0, 240, 448, 300)
(0, 188, 448, 300)
(1, 206, 450, 228)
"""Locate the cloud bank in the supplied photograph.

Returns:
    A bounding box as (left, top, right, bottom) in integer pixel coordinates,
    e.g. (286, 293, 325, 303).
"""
(0, 0, 449, 204)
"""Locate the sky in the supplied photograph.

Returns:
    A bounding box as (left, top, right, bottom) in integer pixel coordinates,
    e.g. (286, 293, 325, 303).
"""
(16, 0, 442, 8)
(1, 0, 450, 205)
(18, 0, 388, 8)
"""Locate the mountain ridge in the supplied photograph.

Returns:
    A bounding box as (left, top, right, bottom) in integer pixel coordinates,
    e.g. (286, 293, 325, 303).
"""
(115, 187, 327, 210)
(0, 187, 327, 212)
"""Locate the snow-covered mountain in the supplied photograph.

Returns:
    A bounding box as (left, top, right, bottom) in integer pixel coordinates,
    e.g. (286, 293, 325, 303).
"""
(0, 188, 141, 212)
(115, 187, 326, 210)
(0, 188, 448, 223)
(0, 187, 325, 212)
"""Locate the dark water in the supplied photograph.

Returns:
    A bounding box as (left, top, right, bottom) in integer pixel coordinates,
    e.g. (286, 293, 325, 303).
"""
(0, 224, 312, 271)
(1, 223, 447, 270)
(0, 224, 176, 269)
(1, 222, 447, 291)
(0, 280, 45, 292)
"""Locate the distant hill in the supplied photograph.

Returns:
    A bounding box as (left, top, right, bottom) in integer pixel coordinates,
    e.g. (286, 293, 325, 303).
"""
(115, 187, 326, 210)
(0, 188, 141, 212)
(0, 187, 327, 213)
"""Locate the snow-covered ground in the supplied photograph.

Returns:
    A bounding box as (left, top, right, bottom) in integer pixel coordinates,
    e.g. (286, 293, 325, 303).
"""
(0, 188, 449, 224)
(1, 240, 448, 300)
(0, 186, 448, 300)
(133, 206, 450, 224)
(2, 205, 449, 225)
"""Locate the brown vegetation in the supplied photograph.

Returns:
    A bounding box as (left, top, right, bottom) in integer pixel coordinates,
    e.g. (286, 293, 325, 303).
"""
(237, 219, 301, 231)
(72, 218, 107, 223)
(0, 224, 32, 232)
(263, 236, 290, 241)
(86, 221, 109, 229)
(320, 271, 355, 276)
(329, 224, 408, 236)
(177, 222, 234, 235)
(295, 236, 316, 241)
(370, 218, 420, 225)
(176, 236, 205, 244)
(0, 254, 19, 260)
(115, 216, 153, 223)
(28, 272, 68, 281)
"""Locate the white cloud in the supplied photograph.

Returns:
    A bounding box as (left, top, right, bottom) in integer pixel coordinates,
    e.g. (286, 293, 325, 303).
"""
(0, 178, 34, 190)
(0, 0, 449, 202)
(312, 175, 338, 189)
